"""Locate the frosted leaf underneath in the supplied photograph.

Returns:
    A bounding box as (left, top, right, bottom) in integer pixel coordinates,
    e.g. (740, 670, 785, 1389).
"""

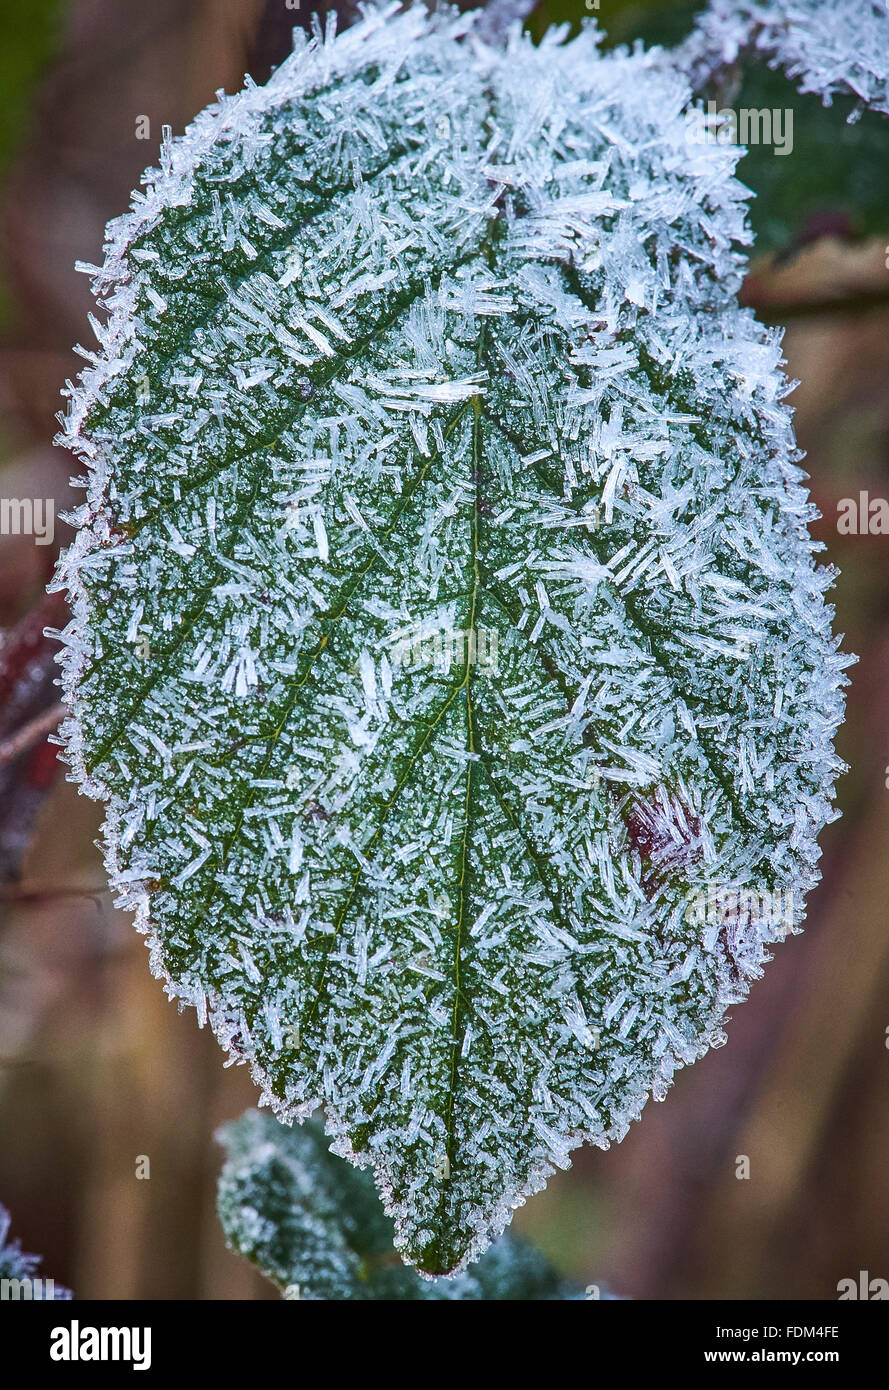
(217, 1109, 571, 1299)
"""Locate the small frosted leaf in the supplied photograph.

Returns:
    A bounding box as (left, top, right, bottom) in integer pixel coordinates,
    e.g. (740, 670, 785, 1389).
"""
(679, 1, 889, 115)
(54, 6, 848, 1274)
(217, 1109, 570, 1299)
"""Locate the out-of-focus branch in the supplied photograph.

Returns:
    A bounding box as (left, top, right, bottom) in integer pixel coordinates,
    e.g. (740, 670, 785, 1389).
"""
(741, 233, 889, 323)
(0, 701, 65, 771)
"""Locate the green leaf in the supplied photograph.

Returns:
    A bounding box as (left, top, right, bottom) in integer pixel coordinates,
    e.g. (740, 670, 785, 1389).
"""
(54, 7, 847, 1274)
(217, 1109, 573, 1300)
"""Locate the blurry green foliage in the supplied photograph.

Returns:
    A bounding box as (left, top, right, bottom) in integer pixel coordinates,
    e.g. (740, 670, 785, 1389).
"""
(730, 65, 889, 258)
(0, 0, 65, 177)
(529, 0, 702, 47)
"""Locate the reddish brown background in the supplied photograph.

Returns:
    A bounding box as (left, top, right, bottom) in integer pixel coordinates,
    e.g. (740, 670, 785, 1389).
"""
(1, 0, 887, 1299)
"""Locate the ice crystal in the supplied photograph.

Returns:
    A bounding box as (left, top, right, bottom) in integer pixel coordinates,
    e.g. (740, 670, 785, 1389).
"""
(53, 4, 848, 1274)
(679, 1, 889, 115)
(218, 1109, 572, 1298)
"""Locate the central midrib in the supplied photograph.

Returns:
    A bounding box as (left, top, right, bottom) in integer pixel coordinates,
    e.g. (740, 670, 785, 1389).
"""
(441, 389, 483, 1184)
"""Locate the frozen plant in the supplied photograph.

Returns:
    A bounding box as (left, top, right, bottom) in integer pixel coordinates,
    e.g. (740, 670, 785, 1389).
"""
(52, 1, 852, 1278)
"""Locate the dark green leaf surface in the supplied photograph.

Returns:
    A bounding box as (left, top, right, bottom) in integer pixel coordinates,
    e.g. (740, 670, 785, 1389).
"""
(55, 7, 847, 1273)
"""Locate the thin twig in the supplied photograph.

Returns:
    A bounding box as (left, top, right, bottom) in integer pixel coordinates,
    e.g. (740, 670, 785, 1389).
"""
(744, 286, 889, 325)
(0, 883, 107, 904)
(0, 701, 66, 770)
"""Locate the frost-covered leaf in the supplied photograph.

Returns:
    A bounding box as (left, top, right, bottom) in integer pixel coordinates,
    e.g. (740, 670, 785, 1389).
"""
(217, 1109, 572, 1299)
(678, 0, 889, 115)
(53, 5, 847, 1274)
(0, 1204, 71, 1299)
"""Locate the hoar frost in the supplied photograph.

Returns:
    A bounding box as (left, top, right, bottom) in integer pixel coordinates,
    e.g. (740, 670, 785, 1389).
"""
(53, 4, 848, 1274)
(679, 1, 889, 116)
(217, 1109, 572, 1299)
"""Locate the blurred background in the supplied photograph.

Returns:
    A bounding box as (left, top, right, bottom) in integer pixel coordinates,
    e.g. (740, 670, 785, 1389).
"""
(0, 0, 887, 1300)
